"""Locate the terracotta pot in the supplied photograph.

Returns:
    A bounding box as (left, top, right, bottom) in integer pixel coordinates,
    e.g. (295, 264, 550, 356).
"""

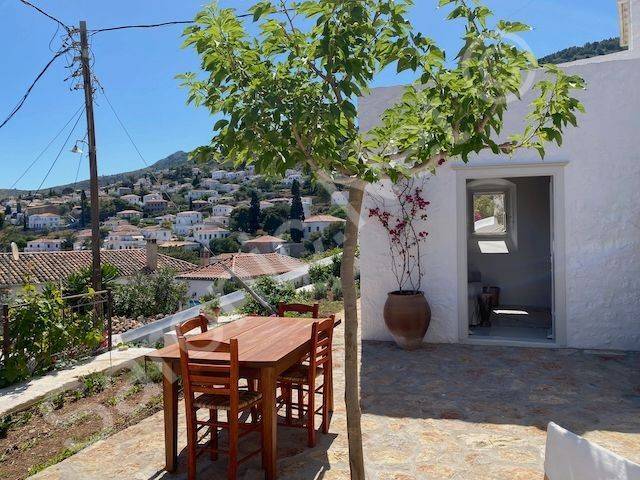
(383, 291, 431, 350)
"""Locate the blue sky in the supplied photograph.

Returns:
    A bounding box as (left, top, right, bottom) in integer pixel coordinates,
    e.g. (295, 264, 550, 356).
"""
(0, 0, 620, 190)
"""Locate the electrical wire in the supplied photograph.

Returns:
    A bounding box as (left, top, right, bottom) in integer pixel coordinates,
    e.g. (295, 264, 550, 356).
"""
(17, 0, 72, 32)
(32, 106, 85, 196)
(9, 105, 85, 189)
(0, 47, 70, 131)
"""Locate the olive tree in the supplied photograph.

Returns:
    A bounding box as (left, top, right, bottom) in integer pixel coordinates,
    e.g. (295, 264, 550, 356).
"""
(180, 1, 584, 477)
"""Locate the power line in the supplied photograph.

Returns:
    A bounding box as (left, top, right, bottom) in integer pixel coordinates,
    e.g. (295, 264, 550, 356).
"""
(17, 0, 71, 32)
(88, 9, 291, 35)
(9, 105, 85, 189)
(89, 20, 196, 35)
(32, 106, 85, 196)
(0, 47, 70, 131)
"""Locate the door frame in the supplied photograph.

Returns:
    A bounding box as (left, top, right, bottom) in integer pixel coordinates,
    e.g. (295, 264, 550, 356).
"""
(453, 162, 568, 348)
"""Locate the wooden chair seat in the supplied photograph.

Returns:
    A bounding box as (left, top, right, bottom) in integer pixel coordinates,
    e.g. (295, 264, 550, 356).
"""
(278, 364, 323, 383)
(194, 391, 262, 411)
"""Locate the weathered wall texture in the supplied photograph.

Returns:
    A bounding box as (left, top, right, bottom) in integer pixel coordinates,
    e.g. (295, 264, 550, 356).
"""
(358, 54, 640, 351)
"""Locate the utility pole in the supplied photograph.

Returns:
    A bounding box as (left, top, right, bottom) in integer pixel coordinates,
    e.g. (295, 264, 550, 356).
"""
(79, 21, 102, 292)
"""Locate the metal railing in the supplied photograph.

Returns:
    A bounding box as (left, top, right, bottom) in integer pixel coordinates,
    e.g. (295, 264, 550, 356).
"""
(0, 290, 113, 383)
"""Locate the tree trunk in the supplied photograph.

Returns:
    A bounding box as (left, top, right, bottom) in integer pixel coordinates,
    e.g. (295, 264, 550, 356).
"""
(340, 181, 366, 479)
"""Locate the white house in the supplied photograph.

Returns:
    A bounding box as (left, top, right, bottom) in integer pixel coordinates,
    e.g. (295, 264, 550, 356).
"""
(358, 1, 640, 352)
(141, 226, 172, 242)
(211, 204, 234, 217)
(25, 238, 64, 252)
(193, 227, 230, 246)
(28, 213, 61, 231)
(116, 210, 143, 221)
(331, 191, 349, 206)
(116, 186, 132, 196)
(104, 226, 146, 250)
(142, 193, 163, 204)
(187, 189, 218, 201)
(302, 214, 346, 238)
(204, 215, 230, 227)
(173, 211, 203, 236)
(121, 194, 142, 206)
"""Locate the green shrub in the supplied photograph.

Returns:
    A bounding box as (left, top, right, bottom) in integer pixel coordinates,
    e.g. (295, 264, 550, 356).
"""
(312, 282, 328, 301)
(329, 276, 343, 300)
(113, 269, 188, 318)
(1, 284, 103, 388)
(79, 372, 110, 397)
(239, 277, 297, 316)
(309, 263, 333, 283)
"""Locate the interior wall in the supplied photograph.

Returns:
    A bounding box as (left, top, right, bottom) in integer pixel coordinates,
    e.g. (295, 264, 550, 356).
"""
(467, 176, 552, 309)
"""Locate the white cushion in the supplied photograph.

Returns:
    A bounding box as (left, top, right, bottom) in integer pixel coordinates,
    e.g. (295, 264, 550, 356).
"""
(545, 422, 640, 480)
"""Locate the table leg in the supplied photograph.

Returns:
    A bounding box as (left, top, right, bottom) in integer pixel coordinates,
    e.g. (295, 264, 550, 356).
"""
(261, 367, 277, 479)
(162, 360, 179, 473)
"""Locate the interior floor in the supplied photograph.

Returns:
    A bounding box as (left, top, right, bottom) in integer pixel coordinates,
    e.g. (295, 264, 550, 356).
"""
(469, 306, 553, 342)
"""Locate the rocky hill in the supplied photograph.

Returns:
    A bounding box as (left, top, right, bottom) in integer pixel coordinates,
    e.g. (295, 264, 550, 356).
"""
(540, 37, 626, 64)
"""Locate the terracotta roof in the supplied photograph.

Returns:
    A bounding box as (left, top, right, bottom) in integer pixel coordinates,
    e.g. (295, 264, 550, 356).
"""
(0, 250, 197, 288)
(303, 214, 346, 223)
(176, 253, 304, 281)
(244, 235, 285, 244)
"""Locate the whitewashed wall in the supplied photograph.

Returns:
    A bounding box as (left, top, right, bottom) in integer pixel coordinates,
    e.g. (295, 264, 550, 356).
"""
(359, 53, 640, 351)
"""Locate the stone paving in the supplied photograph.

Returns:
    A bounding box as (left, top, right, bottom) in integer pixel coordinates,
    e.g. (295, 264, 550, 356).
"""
(33, 311, 640, 480)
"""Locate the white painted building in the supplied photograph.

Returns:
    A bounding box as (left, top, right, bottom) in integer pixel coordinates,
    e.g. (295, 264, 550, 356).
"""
(358, 3, 640, 351)
(142, 193, 163, 204)
(173, 211, 203, 236)
(204, 215, 230, 227)
(116, 210, 143, 221)
(25, 238, 64, 252)
(121, 194, 142, 206)
(331, 191, 349, 206)
(211, 170, 228, 180)
(28, 213, 61, 231)
(302, 215, 346, 238)
(104, 227, 146, 250)
(141, 226, 172, 242)
(193, 227, 230, 246)
(211, 204, 234, 217)
(187, 189, 219, 201)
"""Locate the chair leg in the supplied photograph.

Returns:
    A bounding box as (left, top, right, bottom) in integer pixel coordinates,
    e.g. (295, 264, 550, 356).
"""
(285, 384, 293, 425)
(327, 361, 334, 412)
(228, 410, 239, 480)
(297, 385, 304, 421)
(210, 409, 218, 461)
(307, 384, 316, 447)
(248, 380, 258, 424)
(186, 409, 198, 480)
(321, 381, 329, 434)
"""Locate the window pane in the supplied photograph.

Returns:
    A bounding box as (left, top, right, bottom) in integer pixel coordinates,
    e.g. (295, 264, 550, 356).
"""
(473, 193, 506, 234)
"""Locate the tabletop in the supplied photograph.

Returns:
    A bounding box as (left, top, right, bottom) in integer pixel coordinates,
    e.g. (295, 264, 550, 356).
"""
(147, 315, 340, 368)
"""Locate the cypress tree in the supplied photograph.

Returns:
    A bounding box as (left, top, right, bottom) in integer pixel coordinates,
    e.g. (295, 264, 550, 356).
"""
(248, 190, 261, 234)
(290, 180, 305, 243)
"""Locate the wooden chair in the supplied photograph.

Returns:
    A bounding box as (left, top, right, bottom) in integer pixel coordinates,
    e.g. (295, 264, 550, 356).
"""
(175, 314, 209, 336)
(277, 302, 320, 318)
(176, 332, 263, 480)
(276, 316, 335, 447)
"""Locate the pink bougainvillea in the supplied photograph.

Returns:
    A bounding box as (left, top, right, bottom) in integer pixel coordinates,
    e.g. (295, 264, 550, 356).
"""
(368, 179, 430, 294)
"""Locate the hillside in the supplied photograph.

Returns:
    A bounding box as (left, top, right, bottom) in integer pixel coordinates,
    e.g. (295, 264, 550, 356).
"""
(540, 37, 626, 64)
(0, 151, 190, 197)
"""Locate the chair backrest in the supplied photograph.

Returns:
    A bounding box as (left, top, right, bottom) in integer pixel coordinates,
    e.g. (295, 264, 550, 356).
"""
(176, 334, 240, 412)
(277, 302, 320, 318)
(175, 314, 208, 337)
(308, 316, 335, 378)
(544, 422, 640, 480)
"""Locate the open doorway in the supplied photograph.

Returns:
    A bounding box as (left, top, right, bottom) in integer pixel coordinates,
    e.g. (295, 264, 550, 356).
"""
(466, 176, 554, 342)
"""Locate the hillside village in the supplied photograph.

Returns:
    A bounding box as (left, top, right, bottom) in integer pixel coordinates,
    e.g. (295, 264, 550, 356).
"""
(0, 153, 350, 309)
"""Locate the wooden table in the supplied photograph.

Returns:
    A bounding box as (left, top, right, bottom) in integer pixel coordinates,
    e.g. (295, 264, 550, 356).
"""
(146, 315, 339, 480)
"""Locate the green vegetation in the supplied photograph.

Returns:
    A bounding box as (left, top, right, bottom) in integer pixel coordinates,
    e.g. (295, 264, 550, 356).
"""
(540, 37, 625, 64)
(1, 284, 103, 387)
(239, 277, 297, 316)
(290, 180, 305, 242)
(210, 234, 241, 255)
(160, 246, 200, 265)
(113, 269, 188, 318)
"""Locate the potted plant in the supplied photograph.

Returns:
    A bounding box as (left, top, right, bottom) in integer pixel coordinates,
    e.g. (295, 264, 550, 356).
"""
(368, 179, 431, 350)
